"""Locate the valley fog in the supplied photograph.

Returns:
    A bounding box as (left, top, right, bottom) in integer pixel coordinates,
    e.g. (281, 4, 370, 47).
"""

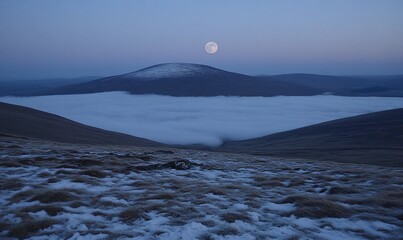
(1, 92, 403, 146)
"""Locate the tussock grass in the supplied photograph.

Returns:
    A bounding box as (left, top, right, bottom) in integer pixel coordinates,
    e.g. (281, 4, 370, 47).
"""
(215, 226, 239, 235)
(13, 188, 83, 204)
(221, 212, 251, 223)
(47, 177, 60, 183)
(0, 161, 22, 168)
(70, 201, 88, 208)
(74, 159, 103, 167)
(79, 169, 107, 178)
(20, 204, 64, 216)
(37, 172, 53, 178)
(0, 178, 24, 190)
(288, 178, 306, 187)
(283, 195, 352, 218)
(119, 207, 149, 223)
(328, 186, 359, 195)
(200, 220, 216, 227)
(207, 187, 227, 196)
(144, 203, 167, 212)
(55, 169, 74, 175)
(9, 189, 38, 203)
(30, 190, 76, 203)
(70, 175, 99, 185)
(149, 193, 175, 200)
(373, 190, 403, 208)
(7, 219, 58, 239)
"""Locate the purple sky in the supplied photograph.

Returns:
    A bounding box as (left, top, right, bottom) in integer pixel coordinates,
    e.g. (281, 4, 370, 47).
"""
(1, 0, 403, 79)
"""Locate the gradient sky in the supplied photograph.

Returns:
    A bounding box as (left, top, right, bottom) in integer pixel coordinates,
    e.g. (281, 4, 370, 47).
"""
(1, 0, 403, 79)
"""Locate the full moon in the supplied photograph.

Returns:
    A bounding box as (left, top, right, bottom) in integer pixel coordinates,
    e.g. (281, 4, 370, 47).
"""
(205, 42, 218, 54)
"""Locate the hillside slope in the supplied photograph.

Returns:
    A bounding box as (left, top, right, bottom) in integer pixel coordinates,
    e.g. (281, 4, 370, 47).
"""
(219, 108, 403, 167)
(0, 102, 160, 146)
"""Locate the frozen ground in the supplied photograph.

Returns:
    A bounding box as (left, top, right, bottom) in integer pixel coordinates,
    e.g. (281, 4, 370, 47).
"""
(0, 137, 402, 239)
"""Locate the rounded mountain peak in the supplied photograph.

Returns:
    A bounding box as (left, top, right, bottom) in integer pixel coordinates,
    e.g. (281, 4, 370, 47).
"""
(123, 63, 223, 79)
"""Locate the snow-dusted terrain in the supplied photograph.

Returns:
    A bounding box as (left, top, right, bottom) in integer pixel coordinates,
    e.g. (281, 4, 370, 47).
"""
(2, 93, 403, 146)
(124, 63, 222, 79)
(1, 137, 402, 239)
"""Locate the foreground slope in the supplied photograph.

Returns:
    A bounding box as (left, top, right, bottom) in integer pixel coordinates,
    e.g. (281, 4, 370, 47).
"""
(220, 108, 403, 167)
(0, 137, 402, 239)
(0, 102, 160, 146)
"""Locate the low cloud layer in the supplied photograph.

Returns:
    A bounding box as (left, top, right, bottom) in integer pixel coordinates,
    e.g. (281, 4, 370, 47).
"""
(2, 92, 403, 146)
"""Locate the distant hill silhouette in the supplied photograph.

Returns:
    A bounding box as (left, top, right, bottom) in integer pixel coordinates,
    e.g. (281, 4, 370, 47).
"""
(219, 108, 403, 167)
(22, 63, 323, 97)
(4, 63, 402, 97)
(262, 74, 403, 97)
(0, 76, 100, 97)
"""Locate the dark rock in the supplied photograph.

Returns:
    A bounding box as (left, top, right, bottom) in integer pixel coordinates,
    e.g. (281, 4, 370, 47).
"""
(154, 150, 175, 154)
(161, 159, 192, 170)
(134, 159, 194, 171)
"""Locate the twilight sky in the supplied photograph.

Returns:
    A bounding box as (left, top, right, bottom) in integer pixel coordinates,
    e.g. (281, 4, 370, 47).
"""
(1, 0, 403, 79)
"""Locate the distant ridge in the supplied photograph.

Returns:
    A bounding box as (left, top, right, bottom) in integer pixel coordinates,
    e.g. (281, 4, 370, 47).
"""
(219, 108, 403, 167)
(0, 102, 161, 147)
(27, 63, 323, 97)
(5, 63, 402, 97)
(263, 74, 403, 97)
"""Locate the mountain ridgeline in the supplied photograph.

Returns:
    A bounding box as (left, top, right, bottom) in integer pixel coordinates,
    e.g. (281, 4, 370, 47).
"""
(15, 63, 403, 97)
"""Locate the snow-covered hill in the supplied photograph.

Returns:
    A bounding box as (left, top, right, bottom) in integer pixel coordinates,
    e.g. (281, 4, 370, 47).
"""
(30, 63, 323, 97)
(123, 63, 223, 80)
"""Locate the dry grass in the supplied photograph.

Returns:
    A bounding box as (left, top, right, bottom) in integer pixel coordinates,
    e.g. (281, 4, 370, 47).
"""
(7, 219, 58, 239)
(1, 138, 403, 239)
(74, 159, 103, 167)
(55, 169, 74, 175)
(215, 226, 240, 235)
(70, 175, 99, 185)
(20, 204, 64, 216)
(79, 169, 107, 178)
(29, 189, 78, 203)
(288, 178, 306, 187)
(253, 175, 285, 188)
(70, 201, 88, 208)
(9, 189, 38, 203)
(328, 186, 359, 195)
(47, 177, 60, 183)
(221, 212, 251, 223)
(283, 195, 353, 218)
(0, 161, 22, 168)
(373, 190, 403, 208)
(149, 193, 176, 200)
(119, 207, 149, 223)
(0, 178, 24, 190)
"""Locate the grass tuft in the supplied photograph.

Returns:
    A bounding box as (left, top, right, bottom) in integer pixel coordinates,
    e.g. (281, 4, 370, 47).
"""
(119, 207, 149, 223)
(283, 195, 352, 218)
(221, 212, 251, 223)
(8, 219, 58, 239)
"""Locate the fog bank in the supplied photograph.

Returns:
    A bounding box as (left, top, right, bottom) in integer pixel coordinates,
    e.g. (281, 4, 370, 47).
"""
(2, 92, 403, 146)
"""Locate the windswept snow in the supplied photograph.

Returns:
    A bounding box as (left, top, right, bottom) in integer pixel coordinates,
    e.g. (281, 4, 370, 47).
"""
(1, 137, 402, 239)
(124, 63, 221, 79)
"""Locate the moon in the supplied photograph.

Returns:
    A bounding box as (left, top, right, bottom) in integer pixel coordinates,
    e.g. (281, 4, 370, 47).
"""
(205, 42, 218, 54)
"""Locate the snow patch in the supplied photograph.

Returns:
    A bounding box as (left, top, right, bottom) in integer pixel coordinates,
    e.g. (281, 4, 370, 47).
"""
(124, 63, 220, 79)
